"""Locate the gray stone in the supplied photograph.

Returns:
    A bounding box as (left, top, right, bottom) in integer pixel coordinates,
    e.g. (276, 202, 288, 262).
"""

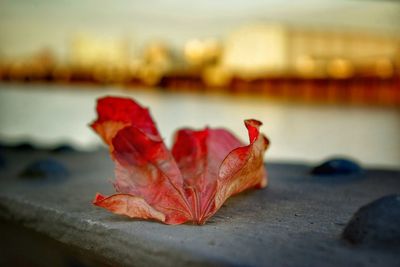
(19, 158, 69, 180)
(311, 157, 363, 176)
(50, 144, 77, 154)
(0, 148, 399, 266)
(0, 142, 37, 151)
(342, 194, 400, 247)
(0, 150, 5, 168)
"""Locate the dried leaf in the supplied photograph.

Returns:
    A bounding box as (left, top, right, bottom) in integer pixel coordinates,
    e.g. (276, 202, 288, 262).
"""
(91, 96, 269, 225)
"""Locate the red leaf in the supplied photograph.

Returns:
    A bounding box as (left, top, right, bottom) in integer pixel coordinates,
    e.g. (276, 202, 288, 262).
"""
(91, 96, 269, 225)
(90, 96, 159, 151)
(171, 128, 244, 223)
(93, 193, 166, 222)
(111, 126, 192, 224)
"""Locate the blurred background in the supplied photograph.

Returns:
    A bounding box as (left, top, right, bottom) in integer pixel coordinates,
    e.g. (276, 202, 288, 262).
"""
(0, 0, 399, 168)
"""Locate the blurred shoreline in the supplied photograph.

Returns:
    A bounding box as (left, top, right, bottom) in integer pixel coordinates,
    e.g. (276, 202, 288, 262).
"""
(1, 83, 399, 168)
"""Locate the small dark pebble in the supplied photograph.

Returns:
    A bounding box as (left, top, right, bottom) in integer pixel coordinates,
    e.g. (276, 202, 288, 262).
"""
(51, 144, 77, 153)
(0, 142, 37, 151)
(342, 194, 400, 248)
(19, 159, 69, 180)
(0, 151, 5, 168)
(311, 157, 362, 175)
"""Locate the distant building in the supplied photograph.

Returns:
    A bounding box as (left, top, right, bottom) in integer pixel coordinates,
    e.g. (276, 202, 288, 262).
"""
(69, 35, 130, 69)
(220, 24, 399, 79)
(222, 25, 289, 78)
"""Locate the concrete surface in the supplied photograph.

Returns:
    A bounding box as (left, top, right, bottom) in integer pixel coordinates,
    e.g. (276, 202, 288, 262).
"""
(0, 147, 399, 266)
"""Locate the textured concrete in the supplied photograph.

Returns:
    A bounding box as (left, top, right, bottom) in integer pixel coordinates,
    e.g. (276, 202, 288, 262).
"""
(0, 147, 399, 266)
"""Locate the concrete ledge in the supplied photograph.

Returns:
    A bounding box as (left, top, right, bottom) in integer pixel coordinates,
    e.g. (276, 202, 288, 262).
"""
(0, 148, 399, 266)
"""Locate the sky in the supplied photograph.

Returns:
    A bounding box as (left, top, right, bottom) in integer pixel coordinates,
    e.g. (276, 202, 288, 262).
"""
(0, 0, 399, 58)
